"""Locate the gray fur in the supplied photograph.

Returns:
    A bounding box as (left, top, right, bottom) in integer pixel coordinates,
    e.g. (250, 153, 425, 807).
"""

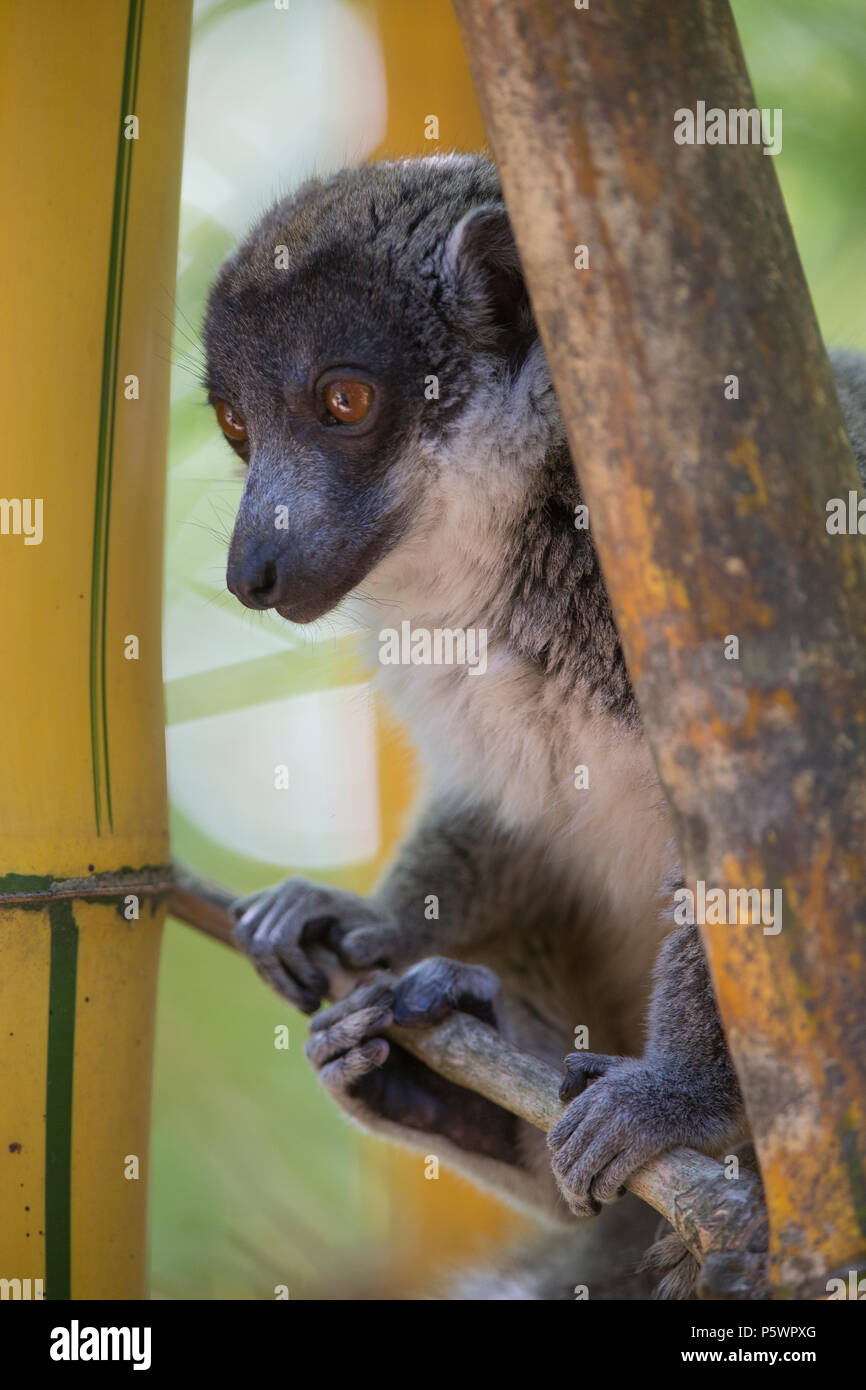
(205, 153, 866, 1298)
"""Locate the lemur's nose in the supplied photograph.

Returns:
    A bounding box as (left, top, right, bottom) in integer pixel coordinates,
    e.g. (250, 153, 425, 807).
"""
(227, 553, 282, 609)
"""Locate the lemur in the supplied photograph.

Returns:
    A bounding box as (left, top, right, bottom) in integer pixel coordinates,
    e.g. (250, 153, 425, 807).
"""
(202, 153, 866, 1299)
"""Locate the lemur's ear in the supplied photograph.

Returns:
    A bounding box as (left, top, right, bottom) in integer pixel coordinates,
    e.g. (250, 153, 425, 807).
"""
(444, 204, 536, 359)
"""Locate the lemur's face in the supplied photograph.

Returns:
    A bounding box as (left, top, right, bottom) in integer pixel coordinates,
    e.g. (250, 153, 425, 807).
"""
(204, 155, 536, 622)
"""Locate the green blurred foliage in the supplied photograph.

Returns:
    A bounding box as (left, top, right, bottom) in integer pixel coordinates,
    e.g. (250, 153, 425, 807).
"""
(732, 0, 866, 350)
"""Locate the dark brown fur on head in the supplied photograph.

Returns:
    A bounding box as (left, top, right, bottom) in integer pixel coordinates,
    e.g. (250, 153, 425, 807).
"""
(204, 153, 635, 715)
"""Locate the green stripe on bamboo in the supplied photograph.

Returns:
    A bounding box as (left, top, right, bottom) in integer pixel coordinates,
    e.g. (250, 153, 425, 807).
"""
(45, 901, 79, 1300)
(90, 0, 146, 835)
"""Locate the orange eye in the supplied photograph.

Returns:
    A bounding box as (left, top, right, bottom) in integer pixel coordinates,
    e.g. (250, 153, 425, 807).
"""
(324, 379, 373, 424)
(214, 399, 247, 441)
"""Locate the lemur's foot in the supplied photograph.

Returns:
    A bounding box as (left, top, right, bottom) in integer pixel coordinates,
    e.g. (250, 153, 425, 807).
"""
(304, 972, 396, 1090)
(232, 879, 400, 1013)
(549, 1054, 731, 1219)
(390, 956, 500, 1028)
(306, 956, 501, 1083)
(304, 959, 515, 1159)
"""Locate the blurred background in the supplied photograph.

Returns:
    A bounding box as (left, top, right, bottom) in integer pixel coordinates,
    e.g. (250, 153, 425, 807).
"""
(154, 0, 866, 1298)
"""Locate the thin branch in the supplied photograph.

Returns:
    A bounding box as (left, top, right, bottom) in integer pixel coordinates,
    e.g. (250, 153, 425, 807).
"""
(169, 864, 768, 1290)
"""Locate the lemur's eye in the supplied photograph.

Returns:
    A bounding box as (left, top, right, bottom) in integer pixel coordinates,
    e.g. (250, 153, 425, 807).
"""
(214, 399, 247, 441)
(324, 379, 373, 424)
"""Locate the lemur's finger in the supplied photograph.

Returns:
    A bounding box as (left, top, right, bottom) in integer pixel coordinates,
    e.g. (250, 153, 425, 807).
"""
(249, 892, 306, 940)
(243, 914, 329, 1010)
(559, 1129, 632, 1213)
(305, 1001, 394, 1069)
(262, 937, 328, 1004)
(251, 953, 323, 1014)
(231, 888, 276, 924)
(233, 879, 329, 937)
(231, 894, 256, 923)
(559, 1052, 619, 1102)
(308, 974, 395, 1033)
(589, 1150, 632, 1205)
(319, 1041, 390, 1091)
(233, 888, 301, 937)
(232, 896, 272, 942)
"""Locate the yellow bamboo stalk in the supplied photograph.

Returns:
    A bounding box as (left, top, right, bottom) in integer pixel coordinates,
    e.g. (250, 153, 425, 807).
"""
(0, 0, 191, 1299)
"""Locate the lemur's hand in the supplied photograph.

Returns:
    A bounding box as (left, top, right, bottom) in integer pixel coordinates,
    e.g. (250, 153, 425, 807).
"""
(232, 879, 401, 1013)
(304, 958, 516, 1160)
(548, 1052, 731, 1219)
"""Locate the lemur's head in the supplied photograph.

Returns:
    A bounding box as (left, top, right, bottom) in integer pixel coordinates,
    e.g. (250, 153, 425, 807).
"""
(204, 154, 553, 624)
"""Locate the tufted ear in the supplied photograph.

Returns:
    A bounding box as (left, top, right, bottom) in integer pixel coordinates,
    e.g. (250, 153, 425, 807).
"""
(444, 203, 537, 361)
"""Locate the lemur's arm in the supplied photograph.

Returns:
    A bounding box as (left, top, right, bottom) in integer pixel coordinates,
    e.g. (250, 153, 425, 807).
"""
(371, 797, 554, 965)
(233, 796, 547, 1000)
(233, 798, 573, 1221)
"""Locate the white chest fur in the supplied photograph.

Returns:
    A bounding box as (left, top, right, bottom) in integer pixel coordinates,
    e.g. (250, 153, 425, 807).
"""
(370, 634, 673, 931)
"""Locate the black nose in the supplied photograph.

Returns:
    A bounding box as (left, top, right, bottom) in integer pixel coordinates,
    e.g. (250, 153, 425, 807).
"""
(227, 553, 283, 609)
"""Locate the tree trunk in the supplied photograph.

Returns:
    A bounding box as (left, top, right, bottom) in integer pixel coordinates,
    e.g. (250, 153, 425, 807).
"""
(451, 0, 866, 1298)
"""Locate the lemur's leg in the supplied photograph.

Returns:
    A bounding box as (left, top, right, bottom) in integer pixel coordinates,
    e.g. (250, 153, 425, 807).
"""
(232, 798, 542, 1013)
(304, 958, 567, 1218)
(548, 920, 746, 1218)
